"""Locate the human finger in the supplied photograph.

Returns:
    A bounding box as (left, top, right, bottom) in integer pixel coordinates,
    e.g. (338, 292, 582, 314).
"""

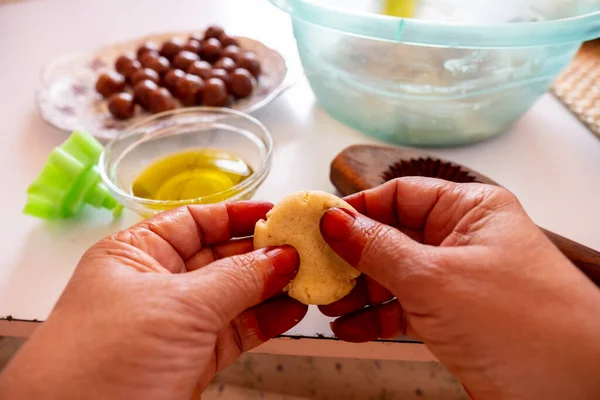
(108, 202, 272, 273)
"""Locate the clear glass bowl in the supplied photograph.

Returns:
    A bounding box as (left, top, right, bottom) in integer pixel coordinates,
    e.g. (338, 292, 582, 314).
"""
(271, 0, 600, 146)
(99, 107, 273, 217)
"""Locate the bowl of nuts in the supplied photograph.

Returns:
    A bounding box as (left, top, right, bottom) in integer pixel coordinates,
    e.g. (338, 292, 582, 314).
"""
(36, 25, 290, 141)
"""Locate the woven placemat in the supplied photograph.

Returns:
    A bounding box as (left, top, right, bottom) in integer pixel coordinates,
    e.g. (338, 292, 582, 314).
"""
(551, 40, 600, 139)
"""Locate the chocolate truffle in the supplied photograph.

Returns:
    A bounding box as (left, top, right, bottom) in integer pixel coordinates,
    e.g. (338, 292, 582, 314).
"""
(237, 52, 261, 77)
(218, 33, 239, 48)
(210, 68, 230, 87)
(213, 57, 236, 73)
(172, 50, 200, 70)
(95, 72, 126, 98)
(204, 25, 225, 40)
(139, 50, 160, 66)
(183, 39, 201, 54)
(107, 92, 136, 119)
(130, 68, 160, 86)
(162, 68, 186, 93)
(202, 78, 229, 107)
(115, 54, 136, 74)
(187, 60, 212, 80)
(175, 74, 205, 106)
(160, 38, 185, 61)
(147, 87, 177, 113)
(133, 80, 159, 107)
(145, 56, 171, 76)
(137, 42, 159, 58)
(120, 59, 142, 80)
(222, 45, 241, 63)
(229, 68, 255, 98)
(199, 38, 222, 63)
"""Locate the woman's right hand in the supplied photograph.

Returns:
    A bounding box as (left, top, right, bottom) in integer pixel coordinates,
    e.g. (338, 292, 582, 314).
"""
(319, 178, 600, 400)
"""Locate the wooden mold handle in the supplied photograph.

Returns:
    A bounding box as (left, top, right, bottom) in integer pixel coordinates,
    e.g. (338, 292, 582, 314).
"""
(541, 228, 600, 287)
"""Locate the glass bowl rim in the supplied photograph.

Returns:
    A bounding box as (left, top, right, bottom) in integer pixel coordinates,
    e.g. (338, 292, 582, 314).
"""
(98, 106, 273, 208)
(270, 0, 600, 48)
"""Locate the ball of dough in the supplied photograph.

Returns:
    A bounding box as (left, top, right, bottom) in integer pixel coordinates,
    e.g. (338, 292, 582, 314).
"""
(254, 191, 361, 305)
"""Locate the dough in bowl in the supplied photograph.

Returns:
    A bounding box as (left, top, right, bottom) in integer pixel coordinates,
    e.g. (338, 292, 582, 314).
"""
(254, 191, 361, 305)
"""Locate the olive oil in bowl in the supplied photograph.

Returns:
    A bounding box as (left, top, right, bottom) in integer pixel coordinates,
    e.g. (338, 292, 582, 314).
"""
(132, 149, 253, 202)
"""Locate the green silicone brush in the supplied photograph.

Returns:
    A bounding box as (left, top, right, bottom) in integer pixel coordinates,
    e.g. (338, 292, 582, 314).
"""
(24, 130, 123, 219)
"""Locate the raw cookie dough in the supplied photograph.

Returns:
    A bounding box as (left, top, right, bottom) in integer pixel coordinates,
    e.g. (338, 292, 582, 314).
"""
(254, 191, 361, 305)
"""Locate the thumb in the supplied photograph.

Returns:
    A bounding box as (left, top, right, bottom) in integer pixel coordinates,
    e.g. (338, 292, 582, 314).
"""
(320, 207, 429, 295)
(187, 245, 300, 327)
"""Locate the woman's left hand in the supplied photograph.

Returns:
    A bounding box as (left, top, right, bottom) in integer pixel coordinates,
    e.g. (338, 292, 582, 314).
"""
(0, 202, 307, 400)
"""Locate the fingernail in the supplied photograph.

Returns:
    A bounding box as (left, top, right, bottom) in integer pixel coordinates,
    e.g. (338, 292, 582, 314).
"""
(265, 246, 299, 276)
(320, 208, 356, 241)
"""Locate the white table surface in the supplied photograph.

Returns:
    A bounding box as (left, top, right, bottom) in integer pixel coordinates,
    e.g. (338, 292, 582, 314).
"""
(1, 0, 600, 360)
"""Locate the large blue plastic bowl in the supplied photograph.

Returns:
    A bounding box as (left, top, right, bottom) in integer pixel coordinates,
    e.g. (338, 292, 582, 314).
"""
(270, 0, 600, 146)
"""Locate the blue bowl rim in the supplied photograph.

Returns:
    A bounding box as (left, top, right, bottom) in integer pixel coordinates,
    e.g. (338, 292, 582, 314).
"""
(270, 0, 600, 48)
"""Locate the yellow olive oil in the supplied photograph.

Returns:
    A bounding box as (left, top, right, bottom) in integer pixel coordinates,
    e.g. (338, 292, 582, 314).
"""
(132, 149, 253, 202)
(383, 0, 417, 18)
